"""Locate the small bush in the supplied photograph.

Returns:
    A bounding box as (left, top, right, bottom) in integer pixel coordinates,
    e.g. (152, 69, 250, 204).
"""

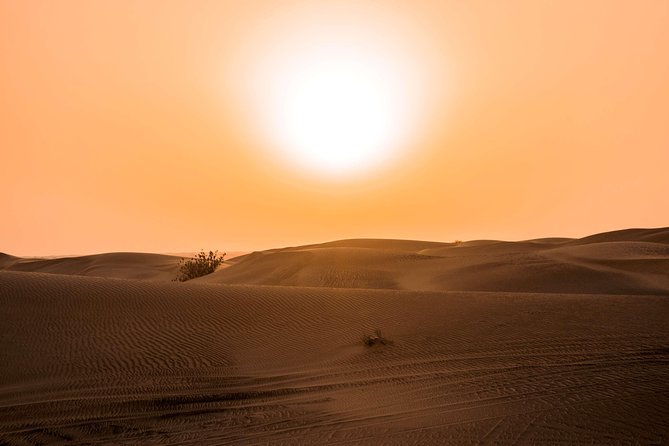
(175, 250, 225, 282)
(362, 329, 391, 347)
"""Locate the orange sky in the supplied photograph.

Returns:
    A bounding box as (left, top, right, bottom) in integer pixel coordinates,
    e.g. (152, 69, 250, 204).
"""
(2, 1, 668, 256)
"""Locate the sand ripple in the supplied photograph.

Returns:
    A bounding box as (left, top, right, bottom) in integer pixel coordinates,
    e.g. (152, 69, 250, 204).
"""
(1, 271, 668, 444)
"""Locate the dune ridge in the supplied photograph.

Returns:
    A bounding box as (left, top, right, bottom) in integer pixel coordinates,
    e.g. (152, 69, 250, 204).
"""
(3, 227, 667, 295)
(198, 227, 669, 295)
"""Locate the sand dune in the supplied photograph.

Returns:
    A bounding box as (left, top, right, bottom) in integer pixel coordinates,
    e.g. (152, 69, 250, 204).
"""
(3, 227, 667, 295)
(197, 227, 669, 295)
(572, 227, 669, 245)
(1, 271, 668, 444)
(1, 228, 668, 443)
(0, 252, 182, 281)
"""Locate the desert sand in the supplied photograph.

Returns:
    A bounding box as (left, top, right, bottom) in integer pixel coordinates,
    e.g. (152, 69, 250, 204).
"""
(1, 227, 668, 444)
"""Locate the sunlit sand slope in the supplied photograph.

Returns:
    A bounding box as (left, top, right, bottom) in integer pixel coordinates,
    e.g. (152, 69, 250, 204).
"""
(200, 227, 669, 294)
(1, 271, 668, 444)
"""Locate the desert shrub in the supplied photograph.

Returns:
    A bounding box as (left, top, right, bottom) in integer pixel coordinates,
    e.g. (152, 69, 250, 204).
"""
(362, 329, 391, 347)
(175, 250, 225, 282)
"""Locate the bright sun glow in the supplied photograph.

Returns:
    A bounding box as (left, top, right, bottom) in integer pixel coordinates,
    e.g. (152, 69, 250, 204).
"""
(235, 5, 432, 179)
(270, 50, 403, 174)
(267, 48, 410, 177)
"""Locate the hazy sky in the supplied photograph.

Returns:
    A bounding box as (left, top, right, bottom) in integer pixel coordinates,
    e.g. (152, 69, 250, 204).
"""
(2, 1, 668, 256)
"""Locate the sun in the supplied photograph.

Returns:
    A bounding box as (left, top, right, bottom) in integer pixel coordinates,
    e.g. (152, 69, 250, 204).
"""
(233, 5, 431, 179)
(264, 47, 411, 178)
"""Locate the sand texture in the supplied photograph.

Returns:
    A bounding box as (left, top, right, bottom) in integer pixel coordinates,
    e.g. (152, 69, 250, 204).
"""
(1, 227, 668, 444)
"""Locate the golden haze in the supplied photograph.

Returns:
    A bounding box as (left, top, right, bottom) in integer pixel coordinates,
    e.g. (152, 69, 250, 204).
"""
(2, 1, 668, 255)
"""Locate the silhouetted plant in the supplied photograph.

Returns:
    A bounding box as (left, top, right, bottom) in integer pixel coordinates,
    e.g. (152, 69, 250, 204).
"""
(175, 250, 225, 282)
(362, 329, 391, 347)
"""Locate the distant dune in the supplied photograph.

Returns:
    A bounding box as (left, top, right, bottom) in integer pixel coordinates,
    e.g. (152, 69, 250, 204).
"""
(1, 228, 668, 444)
(194, 227, 669, 295)
(3, 227, 668, 295)
(0, 251, 182, 281)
